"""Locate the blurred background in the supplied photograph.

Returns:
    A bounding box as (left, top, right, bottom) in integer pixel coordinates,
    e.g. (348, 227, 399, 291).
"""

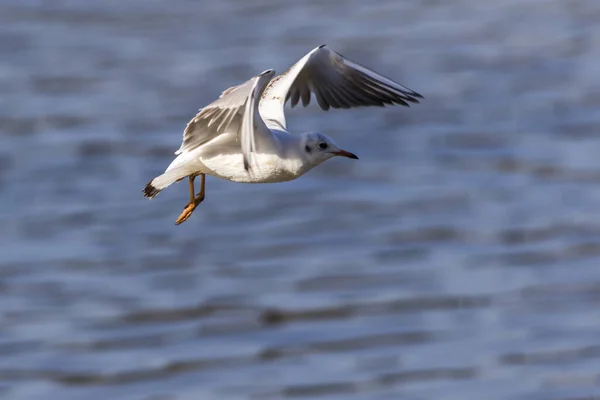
(2, 0, 600, 399)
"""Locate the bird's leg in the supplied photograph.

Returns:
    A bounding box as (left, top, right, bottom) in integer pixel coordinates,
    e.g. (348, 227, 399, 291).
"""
(195, 173, 206, 204)
(175, 174, 206, 225)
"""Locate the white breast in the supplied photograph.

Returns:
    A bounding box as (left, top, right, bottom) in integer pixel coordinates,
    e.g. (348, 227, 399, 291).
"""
(199, 152, 304, 183)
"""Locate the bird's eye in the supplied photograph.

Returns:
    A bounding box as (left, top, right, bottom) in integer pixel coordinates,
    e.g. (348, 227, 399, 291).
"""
(318, 142, 328, 149)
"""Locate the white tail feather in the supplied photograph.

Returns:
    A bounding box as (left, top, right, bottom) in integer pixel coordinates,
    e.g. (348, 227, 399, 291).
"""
(143, 167, 191, 199)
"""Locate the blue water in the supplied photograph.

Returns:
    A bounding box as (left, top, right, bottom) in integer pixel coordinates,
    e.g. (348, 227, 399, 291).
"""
(2, 0, 600, 399)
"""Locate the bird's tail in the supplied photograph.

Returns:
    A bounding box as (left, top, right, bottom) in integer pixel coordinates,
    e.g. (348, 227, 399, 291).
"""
(143, 167, 190, 199)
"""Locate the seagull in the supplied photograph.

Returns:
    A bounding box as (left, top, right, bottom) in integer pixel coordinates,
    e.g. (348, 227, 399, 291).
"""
(143, 45, 422, 224)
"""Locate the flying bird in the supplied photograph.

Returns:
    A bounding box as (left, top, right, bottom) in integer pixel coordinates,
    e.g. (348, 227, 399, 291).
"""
(143, 45, 422, 224)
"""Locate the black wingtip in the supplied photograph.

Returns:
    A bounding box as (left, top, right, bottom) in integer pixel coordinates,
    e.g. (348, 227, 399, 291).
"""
(318, 44, 326, 49)
(396, 98, 410, 107)
(143, 180, 160, 199)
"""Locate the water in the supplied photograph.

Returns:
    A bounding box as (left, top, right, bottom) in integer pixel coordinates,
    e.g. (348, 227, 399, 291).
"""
(2, 0, 600, 399)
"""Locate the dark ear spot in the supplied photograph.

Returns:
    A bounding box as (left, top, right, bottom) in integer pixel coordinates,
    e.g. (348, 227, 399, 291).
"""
(305, 145, 311, 153)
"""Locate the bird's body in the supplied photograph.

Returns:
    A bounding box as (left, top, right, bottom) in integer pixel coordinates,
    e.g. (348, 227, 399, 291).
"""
(162, 128, 310, 184)
(196, 138, 311, 184)
(143, 45, 422, 224)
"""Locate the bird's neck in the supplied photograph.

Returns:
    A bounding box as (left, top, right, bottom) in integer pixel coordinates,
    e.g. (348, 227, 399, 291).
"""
(271, 130, 315, 178)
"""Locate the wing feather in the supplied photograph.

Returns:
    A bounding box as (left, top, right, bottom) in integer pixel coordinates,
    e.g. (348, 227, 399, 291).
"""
(259, 45, 422, 131)
(290, 88, 301, 108)
(175, 70, 275, 158)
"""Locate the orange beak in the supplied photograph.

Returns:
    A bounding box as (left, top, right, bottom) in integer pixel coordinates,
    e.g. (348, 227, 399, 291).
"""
(332, 149, 359, 159)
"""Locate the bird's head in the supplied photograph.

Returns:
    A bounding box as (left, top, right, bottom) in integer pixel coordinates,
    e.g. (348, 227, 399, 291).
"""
(300, 132, 358, 167)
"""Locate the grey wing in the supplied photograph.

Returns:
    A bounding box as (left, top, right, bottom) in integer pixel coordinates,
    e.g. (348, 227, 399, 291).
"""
(176, 69, 276, 173)
(175, 77, 258, 155)
(259, 45, 422, 131)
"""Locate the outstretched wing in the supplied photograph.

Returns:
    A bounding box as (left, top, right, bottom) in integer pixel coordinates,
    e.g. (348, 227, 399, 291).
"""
(176, 69, 276, 172)
(258, 45, 423, 131)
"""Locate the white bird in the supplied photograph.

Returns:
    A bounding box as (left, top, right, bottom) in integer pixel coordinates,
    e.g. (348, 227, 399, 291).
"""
(143, 45, 422, 225)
